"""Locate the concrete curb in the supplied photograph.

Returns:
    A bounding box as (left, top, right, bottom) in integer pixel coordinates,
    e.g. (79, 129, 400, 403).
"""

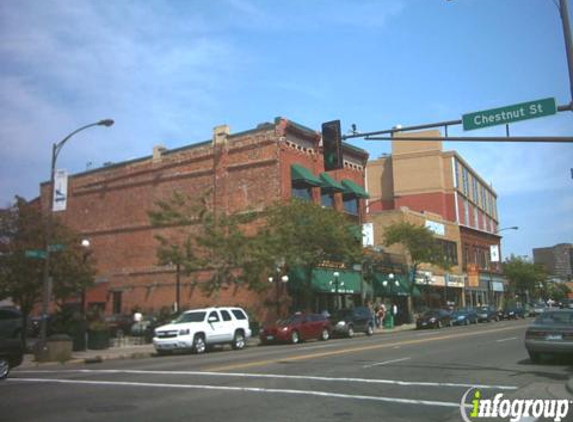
(18, 325, 417, 369)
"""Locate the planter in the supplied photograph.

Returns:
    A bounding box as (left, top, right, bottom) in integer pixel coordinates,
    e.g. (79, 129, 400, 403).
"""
(87, 330, 110, 350)
(34, 334, 73, 362)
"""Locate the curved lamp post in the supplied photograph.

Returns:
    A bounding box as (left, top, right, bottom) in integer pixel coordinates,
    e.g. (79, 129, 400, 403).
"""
(329, 271, 344, 311)
(40, 119, 114, 345)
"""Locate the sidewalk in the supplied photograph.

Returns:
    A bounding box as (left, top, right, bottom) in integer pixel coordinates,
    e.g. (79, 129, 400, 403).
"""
(18, 324, 416, 369)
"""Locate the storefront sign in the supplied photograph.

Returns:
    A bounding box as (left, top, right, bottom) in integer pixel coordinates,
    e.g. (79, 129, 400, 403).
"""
(467, 264, 480, 288)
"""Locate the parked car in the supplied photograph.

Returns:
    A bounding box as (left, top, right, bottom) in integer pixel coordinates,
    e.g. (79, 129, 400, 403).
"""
(416, 309, 452, 329)
(558, 298, 573, 309)
(331, 307, 374, 338)
(259, 313, 331, 344)
(451, 308, 478, 326)
(0, 337, 24, 380)
(528, 302, 548, 317)
(501, 307, 526, 320)
(0, 307, 23, 339)
(153, 307, 251, 355)
(476, 306, 500, 323)
(524, 309, 573, 363)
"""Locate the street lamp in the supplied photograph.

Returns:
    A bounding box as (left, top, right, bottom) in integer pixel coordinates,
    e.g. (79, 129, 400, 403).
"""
(268, 272, 289, 317)
(329, 271, 344, 310)
(80, 239, 91, 312)
(382, 273, 400, 295)
(40, 119, 114, 345)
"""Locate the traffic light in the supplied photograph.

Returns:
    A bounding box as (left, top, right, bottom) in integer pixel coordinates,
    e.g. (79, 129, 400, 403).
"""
(322, 120, 343, 171)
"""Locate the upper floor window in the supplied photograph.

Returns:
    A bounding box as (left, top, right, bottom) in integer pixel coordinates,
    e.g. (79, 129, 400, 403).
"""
(321, 190, 335, 208)
(290, 164, 321, 202)
(462, 167, 469, 195)
(343, 195, 359, 215)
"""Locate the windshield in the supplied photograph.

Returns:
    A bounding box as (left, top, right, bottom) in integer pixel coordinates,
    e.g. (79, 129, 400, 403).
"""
(277, 315, 303, 326)
(173, 312, 206, 324)
(535, 312, 573, 326)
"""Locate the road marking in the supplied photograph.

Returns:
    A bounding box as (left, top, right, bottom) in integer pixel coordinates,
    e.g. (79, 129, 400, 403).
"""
(363, 357, 411, 368)
(9, 377, 472, 409)
(496, 337, 517, 343)
(15, 369, 519, 390)
(205, 324, 526, 372)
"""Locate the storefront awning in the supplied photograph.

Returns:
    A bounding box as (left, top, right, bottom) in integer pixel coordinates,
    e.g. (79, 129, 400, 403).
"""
(341, 179, 370, 198)
(291, 164, 322, 186)
(373, 273, 420, 297)
(319, 173, 345, 191)
(288, 267, 362, 294)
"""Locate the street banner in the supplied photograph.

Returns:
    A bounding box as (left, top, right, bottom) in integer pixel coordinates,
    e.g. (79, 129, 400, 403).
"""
(52, 169, 68, 212)
(362, 223, 374, 247)
(490, 245, 500, 263)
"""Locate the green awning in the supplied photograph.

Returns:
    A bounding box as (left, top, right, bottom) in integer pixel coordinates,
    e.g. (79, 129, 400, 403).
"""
(291, 164, 322, 186)
(288, 267, 362, 294)
(341, 179, 370, 198)
(373, 273, 420, 297)
(319, 173, 345, 191)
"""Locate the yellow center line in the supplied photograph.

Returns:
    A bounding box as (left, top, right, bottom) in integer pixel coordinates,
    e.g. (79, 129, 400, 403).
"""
(204, 324, 525, 372)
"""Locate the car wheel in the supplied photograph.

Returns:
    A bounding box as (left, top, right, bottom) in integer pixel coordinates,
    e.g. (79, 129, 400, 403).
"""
(291, 330, 300, 344)
(366, 324, 374, 336)
(0, 358, 9, 380)
(193, 334, 206, 354)
(528, 351, 541, 364)
(347, 325, 354, 338)
(319, 328, 330, 341)
(232, 331, 245, 350)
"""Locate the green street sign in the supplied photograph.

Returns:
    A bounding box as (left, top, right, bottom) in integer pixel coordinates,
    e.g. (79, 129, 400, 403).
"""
(48, 244, 64, 252)
(462, 98, 557, 131)
(25, 250, 46, 259)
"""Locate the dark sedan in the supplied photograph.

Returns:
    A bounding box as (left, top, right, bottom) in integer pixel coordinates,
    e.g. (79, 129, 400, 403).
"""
(451, 309, 478, 326)
(260, 313, 332, 344)
(416, 309, 452, 329)
(331, 307, 374, 338)
(525, 309, 573, 363)
(476, 306, 500, 322)
(0, 337, 24, 380)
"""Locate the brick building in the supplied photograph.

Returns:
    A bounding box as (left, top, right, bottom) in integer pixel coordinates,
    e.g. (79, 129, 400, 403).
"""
(533, 243, 573, 282)
(39, 118, 368, 322)
(366, 131, 508, 308)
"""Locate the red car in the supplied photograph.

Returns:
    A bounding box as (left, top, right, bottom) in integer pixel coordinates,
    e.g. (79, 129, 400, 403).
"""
(260, 313, 332, 344)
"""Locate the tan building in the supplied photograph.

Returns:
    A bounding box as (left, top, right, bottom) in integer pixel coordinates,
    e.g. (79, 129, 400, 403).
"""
(366, 131, 507, 309)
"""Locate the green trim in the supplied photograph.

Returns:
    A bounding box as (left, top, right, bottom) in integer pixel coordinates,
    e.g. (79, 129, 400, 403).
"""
(373, 273, 420, 297)
(341, 179, 370, 199)
(289, 267, 362, 294)
(291, 164, 322, 186)
(319, 173, 345, 191)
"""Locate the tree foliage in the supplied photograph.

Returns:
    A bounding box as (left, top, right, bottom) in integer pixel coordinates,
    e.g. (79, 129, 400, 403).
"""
(148, 195, 363, 302)
(383, 221, 451, 271)
(149, 191, 261, 295)
(502, 255, 546, 298)
(0, 196, 95, 339)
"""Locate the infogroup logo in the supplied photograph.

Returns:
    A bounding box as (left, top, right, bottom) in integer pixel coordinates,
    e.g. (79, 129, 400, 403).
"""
(460, 388, 571, 422)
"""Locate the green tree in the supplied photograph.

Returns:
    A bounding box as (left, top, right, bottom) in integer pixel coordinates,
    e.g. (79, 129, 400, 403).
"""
(0, 196, 95, 342)
(261, 199, 363, 309)
(502, 255, 546, 301)
(148, 191, 261, 296)
(383, 220, 451, 280)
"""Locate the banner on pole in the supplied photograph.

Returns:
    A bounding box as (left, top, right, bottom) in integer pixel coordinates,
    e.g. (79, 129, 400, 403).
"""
(52, 169, 68, 212)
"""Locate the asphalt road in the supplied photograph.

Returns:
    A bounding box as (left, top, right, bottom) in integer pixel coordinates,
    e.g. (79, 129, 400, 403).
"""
(2, 319, 572, 422)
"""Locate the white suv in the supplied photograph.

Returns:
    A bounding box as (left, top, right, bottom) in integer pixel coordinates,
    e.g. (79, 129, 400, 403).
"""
(153, 307, 251, 354)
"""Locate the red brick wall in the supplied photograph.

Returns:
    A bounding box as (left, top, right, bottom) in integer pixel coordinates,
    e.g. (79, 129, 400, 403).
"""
(40, 120, 368, 321)
(394, 192, 456, 222)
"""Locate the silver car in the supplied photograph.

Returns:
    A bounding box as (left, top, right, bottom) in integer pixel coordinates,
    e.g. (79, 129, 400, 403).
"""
(524, 309, 573, 363)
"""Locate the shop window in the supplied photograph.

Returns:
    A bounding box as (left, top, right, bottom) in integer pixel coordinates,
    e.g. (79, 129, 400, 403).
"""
(112, 291, 122, 315)
(291, 182, 313, 201)
(321, 190, 335, 208)
(343, 194, 358, 215)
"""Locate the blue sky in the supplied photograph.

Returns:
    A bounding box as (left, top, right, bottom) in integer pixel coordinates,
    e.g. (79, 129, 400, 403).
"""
(1, 0, 572, 259)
